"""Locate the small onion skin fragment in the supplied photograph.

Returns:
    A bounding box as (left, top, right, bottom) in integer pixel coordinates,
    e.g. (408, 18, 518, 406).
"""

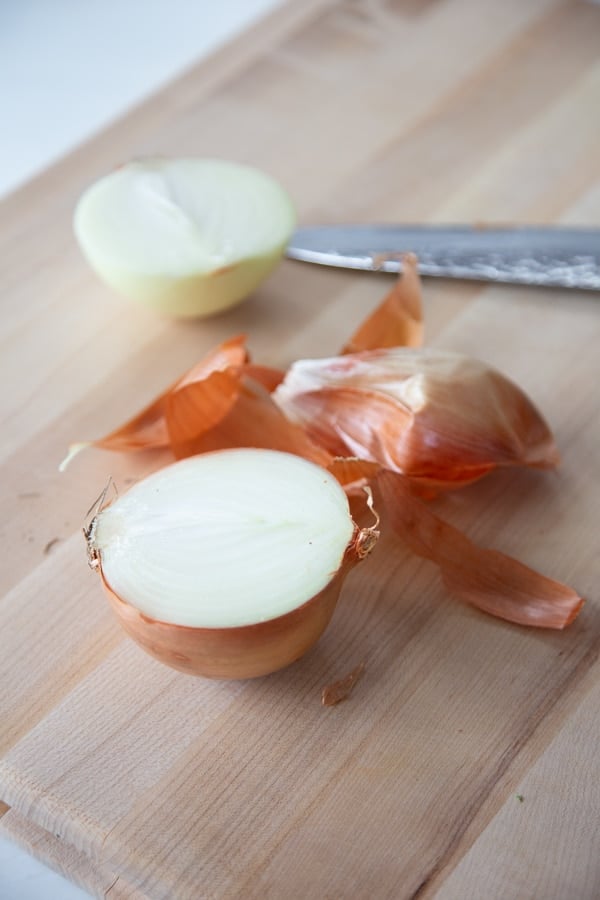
(321, 660, 367, 706)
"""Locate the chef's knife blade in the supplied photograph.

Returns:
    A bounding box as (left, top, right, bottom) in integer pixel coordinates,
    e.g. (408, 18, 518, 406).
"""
(286, 224, 600, 290)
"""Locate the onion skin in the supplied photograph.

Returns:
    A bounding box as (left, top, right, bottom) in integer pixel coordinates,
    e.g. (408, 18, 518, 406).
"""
(341, 254, 423, 354)
(274, 349, 559, 492)
(99, 530, 372, 679)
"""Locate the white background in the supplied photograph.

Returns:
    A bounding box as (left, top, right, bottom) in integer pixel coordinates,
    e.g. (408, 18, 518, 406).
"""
(0, 1, 281, 897)
(0, 0, 282, 199)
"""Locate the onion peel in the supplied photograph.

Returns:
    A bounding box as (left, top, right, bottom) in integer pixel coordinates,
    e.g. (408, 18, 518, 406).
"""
(376, 468, 584, 629)
(242, 363, 286, 392)
(167, 372, 332, 466)
(60, 336, 292, 470)
(60, 335, 249, 468)
(328, 457, 381, 490)
(322, 660, 366, 706)
(342, 253, 424, 354)
(274, 348, 559, 491)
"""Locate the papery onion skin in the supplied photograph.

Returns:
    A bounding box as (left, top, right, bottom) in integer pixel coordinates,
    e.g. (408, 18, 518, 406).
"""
(59, 335, 250, 470)
(60, 337, 299, 471)
(376, 469, 584, 629)
(274, 348, 559, 491)
(167, 372, 332, 466)
(342, 254, 424, 354)
(99, 533, 369, 679)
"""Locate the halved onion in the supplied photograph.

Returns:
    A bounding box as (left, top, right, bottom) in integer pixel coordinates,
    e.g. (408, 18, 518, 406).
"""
(86, 449, 378, 678)
(74, 158, 296, 317)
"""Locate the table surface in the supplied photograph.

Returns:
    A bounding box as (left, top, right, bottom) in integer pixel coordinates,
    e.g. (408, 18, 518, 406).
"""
(1, 1, 600, 898)
(0, 5, 281, 897)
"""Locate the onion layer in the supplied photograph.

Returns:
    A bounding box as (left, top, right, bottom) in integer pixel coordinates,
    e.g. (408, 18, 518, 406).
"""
(86, 449, 378, 678)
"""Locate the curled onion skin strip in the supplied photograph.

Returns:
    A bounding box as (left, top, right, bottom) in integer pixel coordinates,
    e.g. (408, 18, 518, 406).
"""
(167, 372, 332, 466)
(170, 334, 249, 387)
(328, 457, 380, 491)
(342, 253, 424, 354)
(60, 338, 288, 469)
(242, 363, 286, 393)
(60, 255, 421, 468)
(97, 333, 250, 450)
(376, 469, 584, 629)
(59, 335, 249, 468)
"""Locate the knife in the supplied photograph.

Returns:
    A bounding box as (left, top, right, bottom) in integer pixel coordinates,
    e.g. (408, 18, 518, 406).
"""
(286, 224, 600, 290)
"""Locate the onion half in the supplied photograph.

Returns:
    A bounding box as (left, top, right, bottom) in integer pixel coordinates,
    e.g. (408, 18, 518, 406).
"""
(74, 158, 296, 318)
(86, 449, 378, 678)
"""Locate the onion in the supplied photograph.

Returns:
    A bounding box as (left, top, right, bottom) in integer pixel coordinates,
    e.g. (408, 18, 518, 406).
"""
(74, 158, 296, 318)
(85, 449, 378, 678)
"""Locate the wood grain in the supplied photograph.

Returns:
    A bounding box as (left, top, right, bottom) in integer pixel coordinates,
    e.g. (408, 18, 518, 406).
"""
(2, 0, 600, 897)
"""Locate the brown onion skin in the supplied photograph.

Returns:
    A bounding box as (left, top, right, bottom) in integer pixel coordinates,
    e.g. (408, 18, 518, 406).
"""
(99, 536, 368, 679)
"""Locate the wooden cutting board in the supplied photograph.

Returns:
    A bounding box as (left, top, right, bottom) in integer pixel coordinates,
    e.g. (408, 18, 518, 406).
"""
(2, 1, 600, 897)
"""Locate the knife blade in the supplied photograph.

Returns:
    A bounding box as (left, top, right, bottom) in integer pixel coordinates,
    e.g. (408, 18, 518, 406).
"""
(286, 224, 600, 290)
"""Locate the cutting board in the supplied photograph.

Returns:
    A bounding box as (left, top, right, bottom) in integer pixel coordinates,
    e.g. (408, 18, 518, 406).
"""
(2, 1, 600, 897)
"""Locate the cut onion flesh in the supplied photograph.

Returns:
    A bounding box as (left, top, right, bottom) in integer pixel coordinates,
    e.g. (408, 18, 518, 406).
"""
(88, 449, 373, 678)
(74, 158, 296, 318)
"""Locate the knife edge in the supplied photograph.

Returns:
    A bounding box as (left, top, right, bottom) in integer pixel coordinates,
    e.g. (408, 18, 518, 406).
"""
(286, 224, 600, 290)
